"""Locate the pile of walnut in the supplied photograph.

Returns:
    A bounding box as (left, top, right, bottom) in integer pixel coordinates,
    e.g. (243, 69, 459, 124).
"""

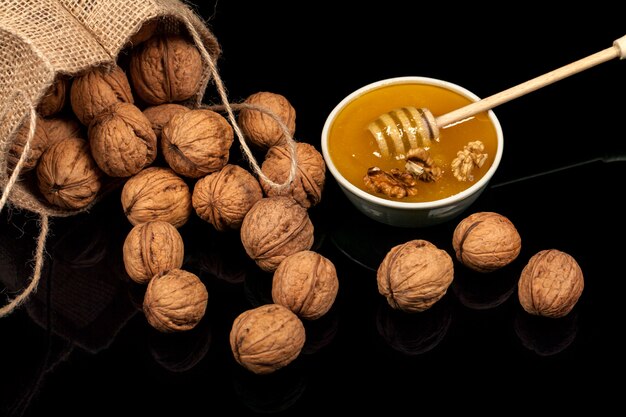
(9, 27, 337, 372)
(377, 211, 584, 321)
(364, 141, 488, 198)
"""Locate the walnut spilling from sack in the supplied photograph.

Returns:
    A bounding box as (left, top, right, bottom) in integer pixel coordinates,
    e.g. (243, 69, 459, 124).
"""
(364, 147, 441, 198)
(451, 141, 488, 182)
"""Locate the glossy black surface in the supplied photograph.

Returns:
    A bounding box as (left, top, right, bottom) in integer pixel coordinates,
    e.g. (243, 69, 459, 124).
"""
(2, 3, 625, 415)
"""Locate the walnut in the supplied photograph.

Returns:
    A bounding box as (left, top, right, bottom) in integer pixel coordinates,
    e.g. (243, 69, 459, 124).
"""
(121, 166, 192, 227)
(240, 197, 314, 272)
(377, 239, 454, 313)
(452, 212, 521, 272)
(238, 91, 296, 150)
(6, 114, 49, 174)
(129, 34, 203, 105)
(70, 64, 134, 126)
(37, 75, 69, 117)
(260, 142, 326, 208)
(271, 250, 339, 320)
(230, 303, 305, 374)
(36, 137, 102, 209)
(161, 109, 234, 178)
(143, 103, 189, 139)
(451, 140, 488, 182)
(404, 147, 442, 182)
(192, 164, 263, 231)
(88, 102, 157, 177)
(43, 116, 84, 141)
(517, 249, 584, 318)
(123, 221, 185, 284)
(364, 166, 419, 199)
(143, 268, 208, 333)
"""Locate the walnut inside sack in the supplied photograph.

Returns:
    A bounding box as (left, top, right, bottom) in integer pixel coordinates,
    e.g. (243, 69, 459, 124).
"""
(129, 34, 203, 105)
(70, 64, 134, 126)
(143, 103, 189, 140)
(88, 102, 157, 177)
(377, 239, 454, 313)
(121, 166, 192, 228)
(452, 211, 521, 272)
(238, 91, 296, 150)
(272, 250, 339, 320)
(37, 75, 69, 117)
(6, 115, 49, 174)
(192, 164, 263, 231)
(240, 197, 314, 272)
(143, 268, 208, 332)
(36, 137, 102, 210)
(123, 221, 184, 284)
(517, 249, 584, 318)
(230, 303, 305, 375)
(260, 142, 326, 208)
(161, 109, 233, 178)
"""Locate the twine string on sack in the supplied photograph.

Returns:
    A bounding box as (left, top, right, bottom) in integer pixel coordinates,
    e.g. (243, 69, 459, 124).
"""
(183, 17, 298, 192)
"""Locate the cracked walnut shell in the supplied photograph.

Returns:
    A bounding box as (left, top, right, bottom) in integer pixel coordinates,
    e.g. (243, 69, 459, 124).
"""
(88, 102, 157, 177)
(272, 251, 338, 320)
(192, 164, 263, 231)
(129, 34, 203, 105)
(238, 91, 296, 150)
(240, 197, 314, 272)
(377, 239, 454, 313)
(121, 166, 192, 228)
(70, 64, 134, 126)
(230, 303, 305, 375)
(143, 268, 208, 333)
(36, 137, 102, 210)
(123, 221, 184, 284)
(452, 212, 521, 272)
(162, 109, 234, 178)
(261, 142, 326, 208)
(518, 249, 584, 318)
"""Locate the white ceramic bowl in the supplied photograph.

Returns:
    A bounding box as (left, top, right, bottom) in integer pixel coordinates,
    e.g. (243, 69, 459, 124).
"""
(321, 76, 504, 228)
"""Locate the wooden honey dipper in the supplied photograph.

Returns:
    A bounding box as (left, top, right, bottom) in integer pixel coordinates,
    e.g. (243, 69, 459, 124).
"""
(369, 34, 626, 158)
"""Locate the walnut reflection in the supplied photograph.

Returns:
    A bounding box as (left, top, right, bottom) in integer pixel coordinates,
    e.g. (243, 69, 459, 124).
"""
(301, 307, 340, 355)
(451, 264, 518, 310)
(376, 298, 452, 355)
(514, 310, 579, 356)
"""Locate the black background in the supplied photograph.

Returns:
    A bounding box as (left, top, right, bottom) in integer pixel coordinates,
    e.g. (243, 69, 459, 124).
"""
(1, 2, 625, 415)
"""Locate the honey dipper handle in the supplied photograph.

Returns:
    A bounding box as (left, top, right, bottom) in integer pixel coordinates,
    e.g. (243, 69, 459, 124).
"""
(435, 34, 626, 129)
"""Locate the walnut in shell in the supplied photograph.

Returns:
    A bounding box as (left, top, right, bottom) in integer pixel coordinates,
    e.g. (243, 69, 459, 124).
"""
(161, 109, 234, 178)
(377, 239, 454, 313)
(36, 137, 102, 210)
(37, 75, 68, 117)
(121, 166, 192, 228)
(452, 212, 521, 272)
(192, 164, 263, 231)
(43, 116, 84, 141)
(129, 34, 203, 105)
(143, 103, 189, 139)
(240, 197, 314, 272)
(123, 221, 184, 284)
(143, 268, 208, 332)
(230, 303, 305, 374)
(518, 249, 584, 318)
(70, 64, 134, 126)
(272, 250, 339, 320)
(238, 91, 296, 150)
(88, 102, 157, 177)
(6, 115, 49, 174)
(261, 142, 326, 208)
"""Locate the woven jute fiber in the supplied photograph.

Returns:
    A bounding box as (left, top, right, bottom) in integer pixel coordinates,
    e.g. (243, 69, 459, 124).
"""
(0, 0, 222, 316)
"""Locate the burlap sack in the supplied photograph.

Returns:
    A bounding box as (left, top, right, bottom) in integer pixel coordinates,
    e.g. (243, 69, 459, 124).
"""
(0, 0, 221, 216)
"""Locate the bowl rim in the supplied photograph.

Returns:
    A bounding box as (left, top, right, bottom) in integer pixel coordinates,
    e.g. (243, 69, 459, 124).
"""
(321, 75, 504, 210)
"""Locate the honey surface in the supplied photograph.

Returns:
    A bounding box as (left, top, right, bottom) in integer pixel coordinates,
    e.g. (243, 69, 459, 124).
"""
(327, 83, 499, 202)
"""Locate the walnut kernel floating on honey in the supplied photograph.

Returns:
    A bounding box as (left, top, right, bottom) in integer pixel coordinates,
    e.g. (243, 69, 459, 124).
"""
(451, 140, 488, 182)
(377, 239, 454, 313)
(404, 147, 442, 182)
(518, 249, 584, 318)
(452, 212, 521, 272)
(230, 303, 305, 375)
(364, 167, 419, 199)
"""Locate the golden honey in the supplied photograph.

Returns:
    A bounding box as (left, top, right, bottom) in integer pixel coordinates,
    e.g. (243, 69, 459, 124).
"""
(327, 82, 499, 203)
